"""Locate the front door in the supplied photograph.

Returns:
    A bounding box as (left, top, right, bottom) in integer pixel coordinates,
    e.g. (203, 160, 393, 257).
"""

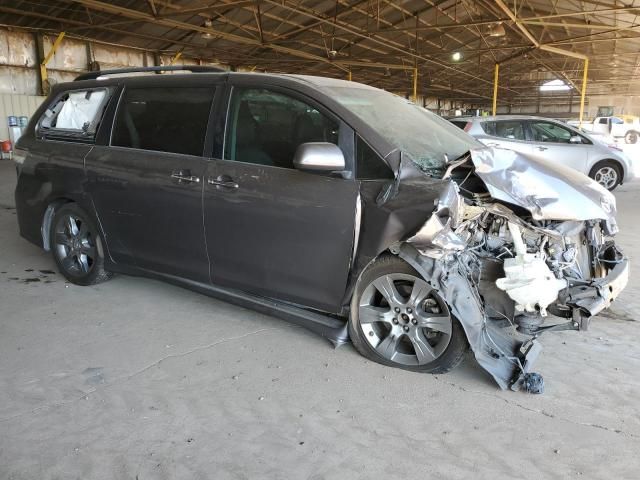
(86, 85, 216, 283)
(203, 86, 358, 313)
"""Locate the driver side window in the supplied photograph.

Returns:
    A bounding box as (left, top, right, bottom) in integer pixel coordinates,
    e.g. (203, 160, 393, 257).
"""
(224, 88, 339, 169)
(529, 121, 576, 143)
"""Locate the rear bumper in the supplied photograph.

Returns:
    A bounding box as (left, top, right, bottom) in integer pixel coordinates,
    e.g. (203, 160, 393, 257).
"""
(565, 257, 630, 317)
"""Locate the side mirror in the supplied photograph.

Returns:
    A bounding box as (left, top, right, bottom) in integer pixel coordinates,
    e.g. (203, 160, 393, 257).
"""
(569, 135, 582, 144)
(293, 142, 345, 172)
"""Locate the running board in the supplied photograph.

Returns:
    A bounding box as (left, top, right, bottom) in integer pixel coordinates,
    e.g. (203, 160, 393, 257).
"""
(110, 265, 350, 347)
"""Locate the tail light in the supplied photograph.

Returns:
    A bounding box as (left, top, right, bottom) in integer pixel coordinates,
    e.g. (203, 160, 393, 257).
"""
(13, 147, 27, 165)
(13, 147, 27, 176)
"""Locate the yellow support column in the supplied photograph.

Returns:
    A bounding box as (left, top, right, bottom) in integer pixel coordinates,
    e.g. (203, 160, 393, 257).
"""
(492, 63, 499, 116)
(169, 51, 183, 65)
(412, 67, 418, 103)
(347, 69, 352, 81)
(579, 58, 589, 129)
(40, 32, 65, 93)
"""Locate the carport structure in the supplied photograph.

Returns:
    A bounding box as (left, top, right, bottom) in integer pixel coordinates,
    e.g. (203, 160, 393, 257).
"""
(1, 1, 640, 111)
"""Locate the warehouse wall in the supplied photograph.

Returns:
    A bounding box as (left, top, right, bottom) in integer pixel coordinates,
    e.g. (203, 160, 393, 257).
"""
(0, 93, 43, 141)
(0, 27, 230, 142)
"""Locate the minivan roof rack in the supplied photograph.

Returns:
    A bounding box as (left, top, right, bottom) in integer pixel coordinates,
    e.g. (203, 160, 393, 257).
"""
(74, 65, 227, 81)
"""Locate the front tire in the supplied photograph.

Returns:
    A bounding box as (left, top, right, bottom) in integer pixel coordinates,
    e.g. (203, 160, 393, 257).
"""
(50, 203, 113, 286)
(349, 255, 468, 374)
(589, 160, 622, 191)
(625, 131, 638, 144)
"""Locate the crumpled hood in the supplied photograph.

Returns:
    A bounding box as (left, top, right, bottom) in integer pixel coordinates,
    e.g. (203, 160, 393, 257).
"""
(470, 147, 617, 230)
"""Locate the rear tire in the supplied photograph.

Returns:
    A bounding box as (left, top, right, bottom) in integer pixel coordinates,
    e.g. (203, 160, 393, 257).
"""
(348, 255, 468, 374)
(589, 160, 622, 191)
(50, 203, 113, 286)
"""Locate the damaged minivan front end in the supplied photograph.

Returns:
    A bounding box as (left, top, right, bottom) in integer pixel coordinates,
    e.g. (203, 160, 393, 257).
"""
(394, 147, 629, 391)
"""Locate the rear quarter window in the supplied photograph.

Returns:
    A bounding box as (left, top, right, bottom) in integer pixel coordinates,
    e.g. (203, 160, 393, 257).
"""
(482, 120, 525, 140)
(38, 88, 111, 141)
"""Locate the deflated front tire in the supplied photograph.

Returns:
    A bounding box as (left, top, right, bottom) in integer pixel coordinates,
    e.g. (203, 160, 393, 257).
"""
(349, 254, 468, 374)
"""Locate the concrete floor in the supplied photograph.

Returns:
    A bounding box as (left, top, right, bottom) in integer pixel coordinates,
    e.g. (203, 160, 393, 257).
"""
(1, 158, 639, 479)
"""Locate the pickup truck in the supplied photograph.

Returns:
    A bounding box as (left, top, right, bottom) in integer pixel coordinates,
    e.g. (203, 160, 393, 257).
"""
(569, 116, 639, 144)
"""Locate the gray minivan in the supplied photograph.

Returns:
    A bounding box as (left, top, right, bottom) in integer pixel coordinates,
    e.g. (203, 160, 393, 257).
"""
(13, 66, 628, 390)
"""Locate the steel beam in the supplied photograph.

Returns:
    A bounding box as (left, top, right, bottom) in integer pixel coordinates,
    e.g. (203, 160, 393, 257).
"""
(65, 0, 349, 72)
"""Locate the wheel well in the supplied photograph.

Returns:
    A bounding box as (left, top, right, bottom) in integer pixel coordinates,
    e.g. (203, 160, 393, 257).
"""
(590, 159, 624, 182)
(41, 198, 75, 251)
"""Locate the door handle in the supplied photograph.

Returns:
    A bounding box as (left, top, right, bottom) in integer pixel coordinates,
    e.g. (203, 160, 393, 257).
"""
(208, 175, 239, 189)
(486, 142, 500, 147)
(171, 170, 200, 184)
(537, 146, 548, 151)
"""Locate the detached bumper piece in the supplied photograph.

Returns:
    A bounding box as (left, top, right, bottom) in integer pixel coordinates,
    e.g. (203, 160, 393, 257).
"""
(399, 244, 544, 391)
(563, 257, 630, 321)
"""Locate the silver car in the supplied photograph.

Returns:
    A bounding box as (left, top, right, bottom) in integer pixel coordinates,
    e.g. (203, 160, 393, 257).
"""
(450, 115, 634, 190)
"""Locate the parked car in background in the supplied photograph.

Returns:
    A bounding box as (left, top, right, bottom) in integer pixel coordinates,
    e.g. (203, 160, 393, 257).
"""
(598, 115, 639, 144)
(567, 115, 640, 144)
(450, 115, 634, 190)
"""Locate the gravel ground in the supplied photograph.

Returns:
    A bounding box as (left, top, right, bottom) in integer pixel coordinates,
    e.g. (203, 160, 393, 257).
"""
(1, 158, 639, 480)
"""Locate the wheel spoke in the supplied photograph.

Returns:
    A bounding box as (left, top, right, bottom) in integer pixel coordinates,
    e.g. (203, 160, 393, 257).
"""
(55, 232, 72, 247)
(66, 216, 79, 236)
(407, 328, 437, 364)
(414, 312, 452, 335)
(359, 305, 391, 325)
(408, 279, 432, 307)
(372, 275, 404, 305)
(80, 245, 96, 259)
(375, 333, 400, 360)
(78, 254, 89, 273)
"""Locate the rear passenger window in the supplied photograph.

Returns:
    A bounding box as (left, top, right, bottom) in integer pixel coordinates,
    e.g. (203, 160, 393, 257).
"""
(112, 87, 214, 156)
(225, 88, 339, 169)
(482, 120, 525, 140)
(39, 88, 109, 140)
(356, 136, 393, 179)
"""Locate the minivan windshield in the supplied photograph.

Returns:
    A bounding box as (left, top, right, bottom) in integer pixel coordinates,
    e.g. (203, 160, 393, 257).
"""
(327, 86, 482, 173)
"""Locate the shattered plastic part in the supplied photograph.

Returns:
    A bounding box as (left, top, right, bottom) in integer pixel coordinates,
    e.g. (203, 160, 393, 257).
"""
(522, 373, 545, 394)
(390, 151, 628, 389)
(405, 181, 472, 257)
(495, 222, 567, 316)
(399, 244, 541, 390)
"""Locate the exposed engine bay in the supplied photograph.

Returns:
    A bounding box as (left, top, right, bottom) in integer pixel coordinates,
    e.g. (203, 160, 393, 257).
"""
(392, 148, 630, 391)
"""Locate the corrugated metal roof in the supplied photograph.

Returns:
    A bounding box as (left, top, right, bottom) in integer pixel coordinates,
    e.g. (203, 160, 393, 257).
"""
(0, 0, 639, 103)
